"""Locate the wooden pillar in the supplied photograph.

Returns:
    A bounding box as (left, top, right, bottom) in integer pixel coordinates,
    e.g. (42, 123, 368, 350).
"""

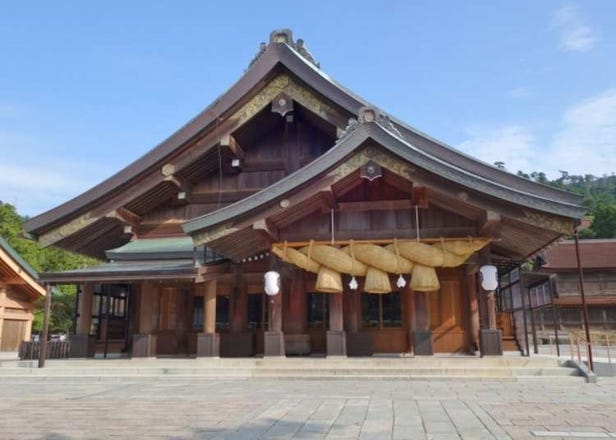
(405, 285, 415, 354)
(132, 282, 157, 357)
(77, 284, 94, 335)
(38, 285, 52, 368)
(0, 285, 6, 349)
(413, 291, 433, 355)
(70, 283, 95, 358)
(230, 265, 247, 333)
(466, 271, 480, 353)
(477, 253, 503, 356)
(285, 269, 306, 334)
(327, 292, 346, 356)
(204, 280, 216, 334)
(197, 279, 219, 357)
(264, 259, 285, 356)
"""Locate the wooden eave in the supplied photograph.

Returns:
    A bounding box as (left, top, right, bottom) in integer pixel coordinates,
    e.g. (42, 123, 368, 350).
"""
(183, 122, 584, 262)
(0, 239, 46, 298)
(24, 39, 583, 244)
(183, 122, 585, 236)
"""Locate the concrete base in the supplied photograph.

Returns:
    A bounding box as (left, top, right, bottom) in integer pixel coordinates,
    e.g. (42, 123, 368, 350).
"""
(326, 331, 347, 357)
(197, 333, 220, 357)
(132, 334, 157, 358)
(69, 334, 96, 358)
(413, 330, 434, 356)
(480, 329, 503, 356)
(264, 331, 285, 357)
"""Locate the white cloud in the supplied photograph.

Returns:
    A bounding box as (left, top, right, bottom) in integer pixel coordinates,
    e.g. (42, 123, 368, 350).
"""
(549, 88, 616, 176)
(457, 88, 616, 178)
(552, 4, 597, 52)
(456, 125, 536, 173)
(507, 87, 531, 99)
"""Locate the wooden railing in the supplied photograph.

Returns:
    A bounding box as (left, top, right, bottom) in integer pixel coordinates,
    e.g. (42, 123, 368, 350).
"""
(19, 341, 71, 360)
(569, 330, 615, 365)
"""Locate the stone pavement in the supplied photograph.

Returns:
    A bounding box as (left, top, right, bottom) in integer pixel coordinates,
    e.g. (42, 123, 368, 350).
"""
(1, 377, 615, 440)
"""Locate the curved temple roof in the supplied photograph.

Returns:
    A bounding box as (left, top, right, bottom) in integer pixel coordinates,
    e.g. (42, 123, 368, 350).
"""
(183, 119, 585, 236)
(24, 29, 585, 246)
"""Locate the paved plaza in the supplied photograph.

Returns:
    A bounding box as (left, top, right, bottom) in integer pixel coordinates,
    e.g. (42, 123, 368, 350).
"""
(1, 377, 616, 440)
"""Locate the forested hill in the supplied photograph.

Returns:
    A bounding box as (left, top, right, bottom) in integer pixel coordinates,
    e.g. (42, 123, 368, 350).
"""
(1, 201, 97, 333)
(513, 170, 616, 239)
(0, 202, 96, 273)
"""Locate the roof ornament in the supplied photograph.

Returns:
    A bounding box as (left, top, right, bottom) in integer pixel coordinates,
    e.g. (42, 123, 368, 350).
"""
(248, 29, 320, 69)
(337, 107, 403, 140)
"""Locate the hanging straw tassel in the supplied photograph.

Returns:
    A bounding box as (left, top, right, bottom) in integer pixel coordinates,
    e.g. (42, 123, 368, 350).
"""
(410, 264, 440, 292)
(315, 266, 343, 293)
(364, 267, 392, 294)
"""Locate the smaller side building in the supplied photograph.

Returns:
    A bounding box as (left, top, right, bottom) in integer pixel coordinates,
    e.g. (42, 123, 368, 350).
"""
(0, 238, 46, 351)
(541, 239, 616, 331)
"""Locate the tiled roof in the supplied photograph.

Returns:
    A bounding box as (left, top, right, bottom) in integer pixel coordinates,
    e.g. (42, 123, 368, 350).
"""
(542, 239, 616, 270)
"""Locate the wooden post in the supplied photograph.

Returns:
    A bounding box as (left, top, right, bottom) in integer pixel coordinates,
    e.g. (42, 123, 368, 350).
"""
(327, 292, 346, 356)
(38, 285, 52, 368)
(487, 291, 497, 330)
(197, 279, 219, 356)
(230, 265, 247, 333)
(264, 257, 285, 356)
(413, 291, 433, 355)
(204, 280, 216, 333)
(77, 284, 94, 335)
(0, 284, 6, 348)
(466, 271, 480, 353)
(285, 269, 305, 334)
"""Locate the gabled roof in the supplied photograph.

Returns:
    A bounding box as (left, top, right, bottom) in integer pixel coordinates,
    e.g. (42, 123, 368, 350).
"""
(24, 29, 583, 241)
(0, 237, 46, 297)
(183, 119, 585, 236)
(542, 239, 616, 270)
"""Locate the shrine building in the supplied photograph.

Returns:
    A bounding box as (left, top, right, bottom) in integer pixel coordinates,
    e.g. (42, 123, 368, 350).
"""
(24, 30, 586, 359)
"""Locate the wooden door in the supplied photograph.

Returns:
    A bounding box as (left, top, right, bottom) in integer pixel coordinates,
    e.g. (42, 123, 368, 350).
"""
(157, 287, 188, 355)
(1, 320, 26, 351)
(430, 279, 466, 352)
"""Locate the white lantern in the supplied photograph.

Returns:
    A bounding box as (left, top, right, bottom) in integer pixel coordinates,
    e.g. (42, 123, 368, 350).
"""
(479, 265, 498, 291)
(264, 271, 281, 297)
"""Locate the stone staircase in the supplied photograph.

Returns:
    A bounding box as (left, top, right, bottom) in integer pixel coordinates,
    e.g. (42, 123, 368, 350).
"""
(0, 356, 584, 382)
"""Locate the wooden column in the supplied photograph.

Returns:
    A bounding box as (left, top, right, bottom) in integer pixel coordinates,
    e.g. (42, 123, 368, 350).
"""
(404, 284, 414, 354)
(264, 260, 285, 356)
(230, 265, 247, 333)
(70, 283, 95, 358)
(77, 284, 93, 335)
(197, 279, 219, 356)
(477, 253, 503, 356)
(466, 271, 480, 353)
(0, 285, 6, 349)
(327, 292, 346, 356)
(413, 291, 433, 355)
(285, 270, 306, 334)
(38, 285, 52, 368)
(132, 282, 157, 357)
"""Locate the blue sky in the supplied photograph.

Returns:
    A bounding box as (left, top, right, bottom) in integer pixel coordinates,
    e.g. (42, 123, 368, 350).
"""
(1, 1, 615, 216)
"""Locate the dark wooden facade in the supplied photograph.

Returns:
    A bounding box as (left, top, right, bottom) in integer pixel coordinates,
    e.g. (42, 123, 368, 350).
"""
(26, 29, 586, 358)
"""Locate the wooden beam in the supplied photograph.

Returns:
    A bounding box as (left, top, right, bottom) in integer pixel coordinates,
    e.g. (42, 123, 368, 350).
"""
(190, 189, 261, 204)
(337, 199, 412, 213)
(220, 134, 245, 160)
(107, 207, 142, 228)
(163, 175, 192, 202)
(253, 219, 279, 241)
(2, 277, 26, 285)
(479, 211, 501, 238)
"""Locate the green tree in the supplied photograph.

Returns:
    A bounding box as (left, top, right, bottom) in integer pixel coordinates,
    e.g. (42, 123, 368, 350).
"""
(1, 201, 97, 333)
